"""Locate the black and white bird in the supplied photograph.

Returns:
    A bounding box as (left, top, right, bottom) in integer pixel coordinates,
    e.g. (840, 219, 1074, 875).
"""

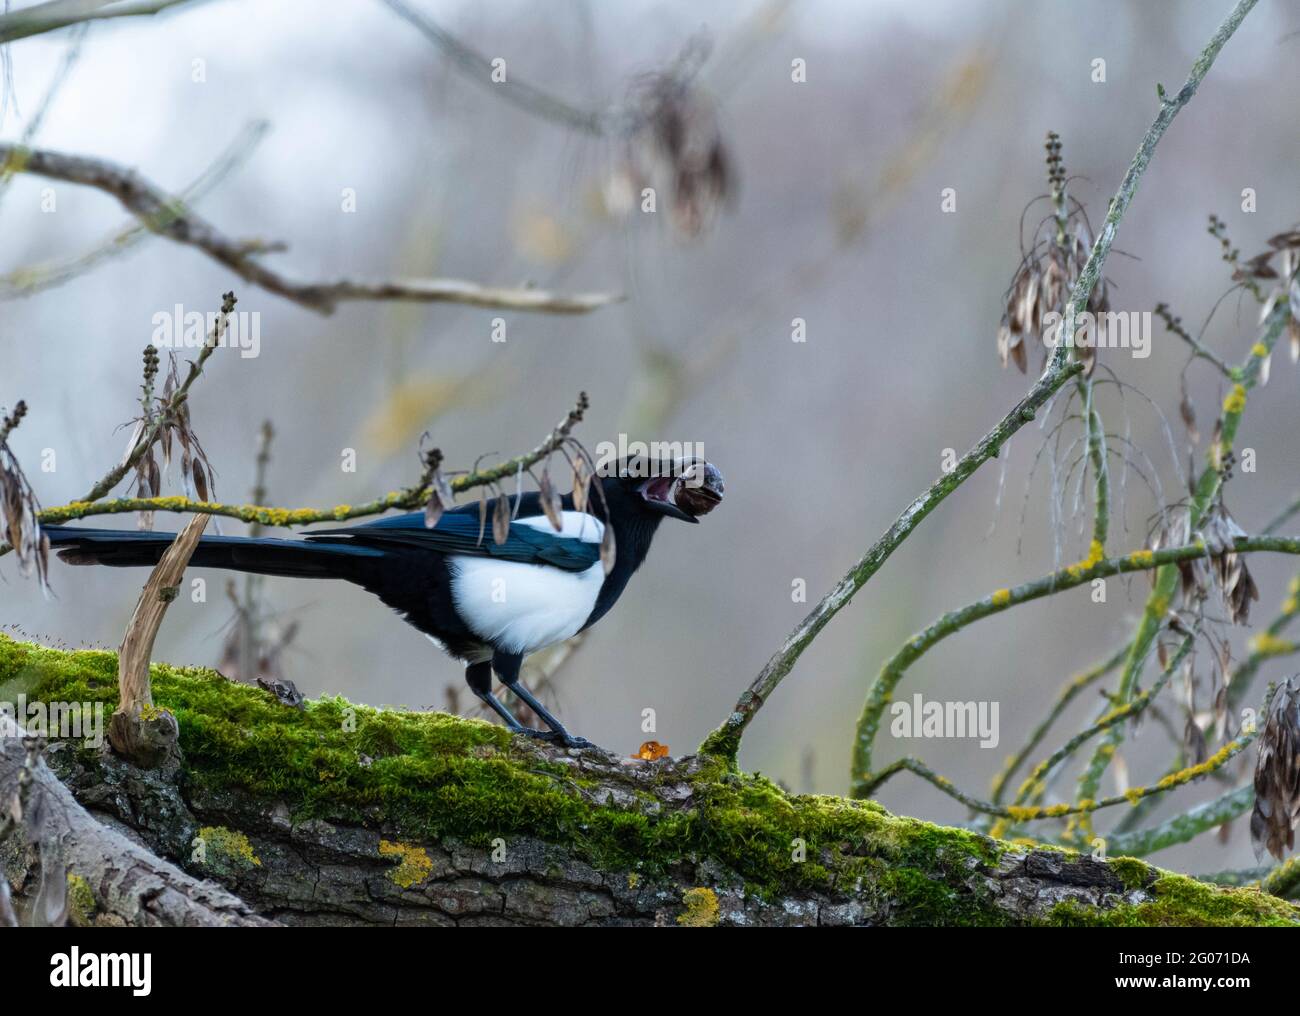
(43, 457, 724, 747)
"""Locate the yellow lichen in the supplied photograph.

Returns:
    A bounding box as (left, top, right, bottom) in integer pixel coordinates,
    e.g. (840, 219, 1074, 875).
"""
(1249, 632, 1295, 657)
(1251, 342, 1269, 358)
(677, 887, 720, 927)
(1124, 786, 1145, 806)
(1127, 549, 1155, 568)
(1156, 743, 1238, 792)
(378, 839, 434, 888)
(1222, 384, 1247, 415)
(66, 874, 96, 927)
(991, 588, 1012, 607)
(197, 825, 261, 869)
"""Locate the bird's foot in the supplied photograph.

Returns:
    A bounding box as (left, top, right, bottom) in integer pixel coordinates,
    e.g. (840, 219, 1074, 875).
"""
(516, 728, 595, 750)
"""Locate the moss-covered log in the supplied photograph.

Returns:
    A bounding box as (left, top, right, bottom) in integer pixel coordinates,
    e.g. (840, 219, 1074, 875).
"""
(1, 635, 1296, 927)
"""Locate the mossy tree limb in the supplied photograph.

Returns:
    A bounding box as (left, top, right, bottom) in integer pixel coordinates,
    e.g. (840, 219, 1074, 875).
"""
(1, 636, 1295, 927)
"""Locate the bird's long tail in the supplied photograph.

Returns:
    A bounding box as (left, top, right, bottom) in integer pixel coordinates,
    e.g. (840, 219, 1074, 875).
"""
(43, 525, 384, 580)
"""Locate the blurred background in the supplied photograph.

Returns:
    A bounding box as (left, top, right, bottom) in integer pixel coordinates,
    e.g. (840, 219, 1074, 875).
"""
(1, 0, 1298, 875)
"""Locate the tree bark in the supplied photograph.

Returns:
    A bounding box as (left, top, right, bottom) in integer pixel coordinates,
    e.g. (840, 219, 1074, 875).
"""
(2, 635, 1296, 927)
(0, 714, 271, 927)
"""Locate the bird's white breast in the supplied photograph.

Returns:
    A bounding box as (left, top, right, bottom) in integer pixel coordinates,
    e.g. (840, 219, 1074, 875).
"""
(449, 512, 605, 656)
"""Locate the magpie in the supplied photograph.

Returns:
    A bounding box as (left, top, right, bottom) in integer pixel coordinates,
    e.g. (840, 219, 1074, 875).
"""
(43, 457, 724, 748)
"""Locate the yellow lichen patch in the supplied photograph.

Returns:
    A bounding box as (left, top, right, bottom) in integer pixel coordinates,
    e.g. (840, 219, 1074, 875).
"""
(1127, 549, 1155, 568)
(1156, 743, 1238, 791)
(989, 819, 1010, 840)
(627, 873, 640, 890)
(1248, 632, 1295, 657)
(1063, 541, 1105, 580)
(1222, 384, 1247, 415)
(66, 874, 96, 927)
(197, 826, 261, 869)
(677, 887, 720, 927)
(332, 504, 353, 520)
(1251, 342, 1269, 358)
(378, 839, 434, 888)
(991, 588, 1012, 607)
(1124, 786, 1145, 806)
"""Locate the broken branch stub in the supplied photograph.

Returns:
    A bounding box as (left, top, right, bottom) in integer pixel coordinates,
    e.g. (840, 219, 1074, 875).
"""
(108, 514, 209, 768)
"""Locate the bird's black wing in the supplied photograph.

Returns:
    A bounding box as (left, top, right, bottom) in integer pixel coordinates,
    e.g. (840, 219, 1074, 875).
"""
(307, 509, 601, 572)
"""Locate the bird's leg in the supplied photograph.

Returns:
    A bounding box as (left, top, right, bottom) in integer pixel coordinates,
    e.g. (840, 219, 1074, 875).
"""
(493, 650, 593, 749)
(464, 659, 529, 734)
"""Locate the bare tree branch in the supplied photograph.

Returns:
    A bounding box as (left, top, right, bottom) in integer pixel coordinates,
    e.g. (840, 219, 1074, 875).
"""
(0, 142, 622, 314)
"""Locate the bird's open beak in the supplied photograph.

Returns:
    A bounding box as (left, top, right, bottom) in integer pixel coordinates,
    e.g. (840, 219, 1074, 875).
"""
(638, 461, 724, 523)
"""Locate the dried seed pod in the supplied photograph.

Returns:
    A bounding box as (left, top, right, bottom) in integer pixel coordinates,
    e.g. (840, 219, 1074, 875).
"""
(492, 489, 511, 545)
(600, 525, 616, 575)
(538, 469, 563, 532)
(1251, 679, 1300, 861)
(571, 458, 589, 514)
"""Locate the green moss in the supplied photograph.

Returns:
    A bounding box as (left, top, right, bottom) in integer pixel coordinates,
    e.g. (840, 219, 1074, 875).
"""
(697, 722, 741, 765)
(1048, 876, 1300, 927)
(4, 635, 1296, 927)
(1109, 856, 1153, 892)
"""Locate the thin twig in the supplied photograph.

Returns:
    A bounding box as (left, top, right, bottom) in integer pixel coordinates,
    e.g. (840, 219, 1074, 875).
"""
(989, 645, 1128, 805)
(1077, 298, 1288, 805)
(850, 535, 1300, 796)
(0, 0, 204, 45)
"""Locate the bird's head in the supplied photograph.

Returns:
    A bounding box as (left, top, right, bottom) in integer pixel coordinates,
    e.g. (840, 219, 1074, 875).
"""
(599, 456, 724, 524)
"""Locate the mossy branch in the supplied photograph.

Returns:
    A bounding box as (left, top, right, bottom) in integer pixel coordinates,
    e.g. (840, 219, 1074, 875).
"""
(3, 633, 1297, 927)
(0, 393, 590, 557)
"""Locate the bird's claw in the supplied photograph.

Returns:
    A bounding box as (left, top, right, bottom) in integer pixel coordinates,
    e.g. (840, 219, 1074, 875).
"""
(517, 728, 595, 750)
